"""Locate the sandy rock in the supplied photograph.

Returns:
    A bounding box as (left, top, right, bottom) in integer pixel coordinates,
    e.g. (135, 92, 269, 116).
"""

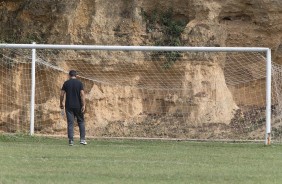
(0, 0, 281, 139)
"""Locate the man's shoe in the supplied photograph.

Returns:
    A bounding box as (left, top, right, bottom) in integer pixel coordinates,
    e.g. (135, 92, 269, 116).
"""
(80, 140, 87, 145)
(69, 140, 74, 146)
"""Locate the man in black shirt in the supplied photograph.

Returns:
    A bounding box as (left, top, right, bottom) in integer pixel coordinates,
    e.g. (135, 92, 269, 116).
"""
(60, 70, 87, 146)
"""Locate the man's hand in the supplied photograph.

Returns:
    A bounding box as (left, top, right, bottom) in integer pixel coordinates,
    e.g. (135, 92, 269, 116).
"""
(80, 90, 86, 113)
(60, 90, 65, 110)
(81, 105, 86, 113)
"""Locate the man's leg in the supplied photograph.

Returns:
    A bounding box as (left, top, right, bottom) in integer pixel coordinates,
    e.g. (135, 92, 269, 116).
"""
(65, 108, 75, 144)
(74, 108, 86, 143)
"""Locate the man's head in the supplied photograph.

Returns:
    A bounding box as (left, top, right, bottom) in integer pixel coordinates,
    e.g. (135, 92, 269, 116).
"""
(69, 70, 77, 78)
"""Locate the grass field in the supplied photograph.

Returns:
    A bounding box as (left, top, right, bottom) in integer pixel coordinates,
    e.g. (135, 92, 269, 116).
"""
(0, 135, 282, 184)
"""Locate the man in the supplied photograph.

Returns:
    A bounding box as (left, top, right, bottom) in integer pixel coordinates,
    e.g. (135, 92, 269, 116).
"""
(60, 70, 87, 146)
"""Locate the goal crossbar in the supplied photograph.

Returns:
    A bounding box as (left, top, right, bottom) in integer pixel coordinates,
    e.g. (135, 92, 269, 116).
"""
(0, 44, 269, 52)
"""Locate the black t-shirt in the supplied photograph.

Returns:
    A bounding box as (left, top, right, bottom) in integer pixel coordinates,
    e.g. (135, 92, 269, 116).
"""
(61, 79, 84, 109)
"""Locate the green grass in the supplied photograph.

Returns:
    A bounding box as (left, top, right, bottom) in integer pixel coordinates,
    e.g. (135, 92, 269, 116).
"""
(0, 135, 282, 184)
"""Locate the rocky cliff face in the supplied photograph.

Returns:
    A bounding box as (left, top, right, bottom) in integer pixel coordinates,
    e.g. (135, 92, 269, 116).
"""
(1, 0, 281, 51)
(0, 0, 281, 138)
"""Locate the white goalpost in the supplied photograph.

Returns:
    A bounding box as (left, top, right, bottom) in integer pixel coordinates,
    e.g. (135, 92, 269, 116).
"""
(0, 44, 274, 144)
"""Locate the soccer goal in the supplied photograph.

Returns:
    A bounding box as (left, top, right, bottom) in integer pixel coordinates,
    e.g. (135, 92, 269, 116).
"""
(0, 44, 277, 144)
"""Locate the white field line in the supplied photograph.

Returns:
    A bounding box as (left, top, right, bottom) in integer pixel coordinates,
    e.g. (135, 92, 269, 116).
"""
(0, 132, 270, 144)
(33, 133, 266, 143)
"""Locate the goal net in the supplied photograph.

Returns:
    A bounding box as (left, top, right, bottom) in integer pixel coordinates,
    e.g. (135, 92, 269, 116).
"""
(0, 45, 279, 143)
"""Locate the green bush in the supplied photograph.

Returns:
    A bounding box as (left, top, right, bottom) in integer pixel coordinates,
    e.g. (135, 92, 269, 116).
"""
(142, 8, 187, 68)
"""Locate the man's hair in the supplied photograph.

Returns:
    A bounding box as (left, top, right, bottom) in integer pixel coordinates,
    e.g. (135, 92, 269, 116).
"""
(69, 70, 77, 77)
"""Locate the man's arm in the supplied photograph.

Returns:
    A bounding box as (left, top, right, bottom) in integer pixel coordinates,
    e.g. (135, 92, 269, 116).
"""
(80, 90, 86, 113)
(60, 90, 65, 109)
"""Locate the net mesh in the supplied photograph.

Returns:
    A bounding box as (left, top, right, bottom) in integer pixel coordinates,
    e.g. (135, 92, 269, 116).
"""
(0, 49, 31, 133)
(0, 47, 280, 141)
